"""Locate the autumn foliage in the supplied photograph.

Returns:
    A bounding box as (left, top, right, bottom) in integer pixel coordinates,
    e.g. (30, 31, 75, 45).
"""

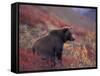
(19, 5, 96, 72)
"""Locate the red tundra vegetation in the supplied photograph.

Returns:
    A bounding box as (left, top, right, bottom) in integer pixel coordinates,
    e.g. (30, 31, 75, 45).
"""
(19, 5, 96, 71)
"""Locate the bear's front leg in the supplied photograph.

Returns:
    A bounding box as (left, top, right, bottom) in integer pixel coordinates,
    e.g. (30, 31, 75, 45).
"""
(56, 47, 63, 66)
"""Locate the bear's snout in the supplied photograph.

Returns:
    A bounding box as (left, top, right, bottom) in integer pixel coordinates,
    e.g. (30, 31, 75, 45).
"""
(70, 37, 75, 41)
(70, 34, 75, 41)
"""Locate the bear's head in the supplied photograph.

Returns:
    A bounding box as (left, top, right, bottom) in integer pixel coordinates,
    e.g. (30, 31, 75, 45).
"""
(50, 28, 75, 42)
(63, 28, 75, 42)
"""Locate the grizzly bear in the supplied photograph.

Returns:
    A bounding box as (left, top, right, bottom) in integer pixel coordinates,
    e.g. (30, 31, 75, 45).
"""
(32, 28, 75, 67)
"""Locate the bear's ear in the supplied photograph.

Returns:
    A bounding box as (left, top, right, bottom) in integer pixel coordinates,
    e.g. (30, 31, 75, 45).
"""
(62, 28, 69, 33)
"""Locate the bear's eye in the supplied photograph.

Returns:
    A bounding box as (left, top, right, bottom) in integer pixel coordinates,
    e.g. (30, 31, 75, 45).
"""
(68, 33, 71, 37)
